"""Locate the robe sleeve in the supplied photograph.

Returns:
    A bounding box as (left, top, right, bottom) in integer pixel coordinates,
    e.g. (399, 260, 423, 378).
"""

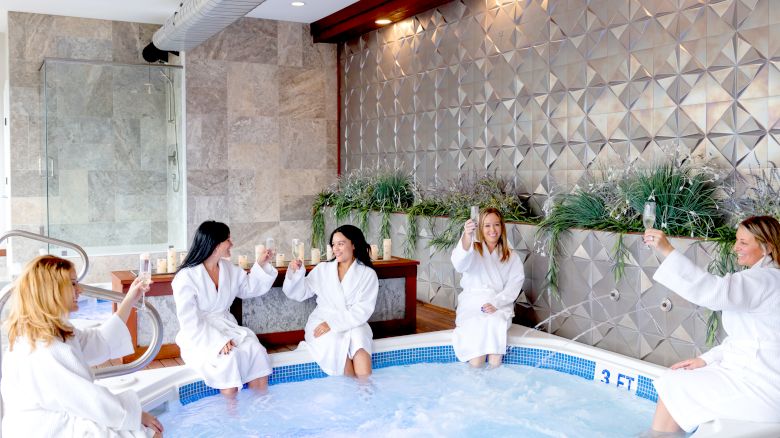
(34, 346, 143, 431)
(172, 273, 232, 355)
(489, 253, 525, 308)
(235, 262, 278, 299)
(653, 250, 770, 311)
(282, 264, 316, 302)
(451, 238, 476, 273)
(699, 344, 725, 365)
(75, 314, 135, 366)
(327, 268, 378, 333)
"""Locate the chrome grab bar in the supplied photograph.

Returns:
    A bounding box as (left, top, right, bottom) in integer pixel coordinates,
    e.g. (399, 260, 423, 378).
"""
(0, 230, 165, 378)
(0, 229, 89, 281)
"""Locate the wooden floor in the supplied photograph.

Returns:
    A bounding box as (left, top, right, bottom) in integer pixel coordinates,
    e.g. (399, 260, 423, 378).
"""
(97, 301, 456, 371)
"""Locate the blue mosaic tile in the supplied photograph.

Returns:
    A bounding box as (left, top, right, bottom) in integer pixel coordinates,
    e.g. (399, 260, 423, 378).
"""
(504, 346, 595, 381)
(176, 345, 653, 406)
(636, 375, 658, 403)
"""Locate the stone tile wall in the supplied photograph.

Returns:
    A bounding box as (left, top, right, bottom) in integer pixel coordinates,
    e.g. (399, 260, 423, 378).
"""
(185, 18, 338, 257)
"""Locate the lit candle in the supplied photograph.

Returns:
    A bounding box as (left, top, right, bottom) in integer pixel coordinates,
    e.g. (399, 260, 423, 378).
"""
(156, 258, 167, 274)
(276, 253, 285, 267)
(382, 238, 392, 261)
(297, 241, 305, 261)
(238, 255, 249, 269)
(254, 244, 266, 261)
(326, 244, 333, 260)
(167, 246, 177, 272)
(370, 244, 379, 260)
(311, 248, 320, 265)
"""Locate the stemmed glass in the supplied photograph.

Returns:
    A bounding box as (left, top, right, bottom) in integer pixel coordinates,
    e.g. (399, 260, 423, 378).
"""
(138, 253, 151, 309)
(470, 206, 480, 243)
(642, 202, 657, 249)
(291, 238, 300, 261)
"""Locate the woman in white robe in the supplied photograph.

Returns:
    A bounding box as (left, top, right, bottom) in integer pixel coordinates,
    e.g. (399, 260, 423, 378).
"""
(172, 220, 277, 396)
(451, 207, 525, 368)
(2, 255, 162, 438)
(283, 224, 378, 377)
(644, 216, 780, 433)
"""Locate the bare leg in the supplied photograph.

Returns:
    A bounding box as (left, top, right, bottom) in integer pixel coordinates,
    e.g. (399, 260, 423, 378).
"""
(247, 376, 268, 393)
(468, 355, 486, 368)
(652, 399, 683, 433)
(343, 357, 356, 377)
(220, 387, 238, 398)
(487, 354, 503, 368)
(352, 349, 372, 379)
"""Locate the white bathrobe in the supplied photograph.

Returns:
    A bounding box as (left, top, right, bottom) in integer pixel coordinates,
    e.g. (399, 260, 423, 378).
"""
(1, 314, 154, 438)
(283, 260, 378, 376)
(451, 242, 525, 362)
(652, 250, 780, 432)
(172, 259, 277, 389)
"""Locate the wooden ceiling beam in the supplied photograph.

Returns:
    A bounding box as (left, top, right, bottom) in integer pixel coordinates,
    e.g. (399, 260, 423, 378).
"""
(311, 0, 452, 43)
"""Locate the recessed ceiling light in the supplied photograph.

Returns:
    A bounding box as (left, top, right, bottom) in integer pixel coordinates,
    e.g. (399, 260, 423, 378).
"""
(291, 1, 305, 6)
(375, 19, 392, 25)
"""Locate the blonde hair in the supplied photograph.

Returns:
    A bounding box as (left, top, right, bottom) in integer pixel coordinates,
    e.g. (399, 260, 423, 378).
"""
(474, 207, 512, 262)
(5, 255, 76, 351)
(739, 216, 780, 265)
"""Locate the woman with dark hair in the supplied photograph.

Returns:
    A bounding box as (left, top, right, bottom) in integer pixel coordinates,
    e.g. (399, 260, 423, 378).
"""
(172, 221, 277, 397)
(645, 216, 780, 433)
(451, 207, 525, 368)
(282, 224, 378, 377)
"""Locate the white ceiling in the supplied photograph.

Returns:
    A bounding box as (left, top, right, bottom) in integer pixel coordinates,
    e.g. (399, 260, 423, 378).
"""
(0, 0, 358, 32)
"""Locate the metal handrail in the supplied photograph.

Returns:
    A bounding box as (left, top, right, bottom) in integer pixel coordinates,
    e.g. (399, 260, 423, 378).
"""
(0, 230, 165, 378)
(0, 230, 90, 282)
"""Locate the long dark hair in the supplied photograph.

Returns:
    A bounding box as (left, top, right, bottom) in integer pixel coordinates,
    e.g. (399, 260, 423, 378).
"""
(177, 221, 230, 272)
(330, 224, 373, 270)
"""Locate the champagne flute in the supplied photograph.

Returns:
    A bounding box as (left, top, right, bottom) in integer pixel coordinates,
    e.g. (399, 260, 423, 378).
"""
(642, 202, 657, 249)
(265, 237, 275, 256)
(291, 238, 300, 261)
(470, 206, 480, 243)
(138, 253, 151, 308)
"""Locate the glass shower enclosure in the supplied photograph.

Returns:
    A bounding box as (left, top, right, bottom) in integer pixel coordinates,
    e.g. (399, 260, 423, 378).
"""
(41, 58, 185, 255)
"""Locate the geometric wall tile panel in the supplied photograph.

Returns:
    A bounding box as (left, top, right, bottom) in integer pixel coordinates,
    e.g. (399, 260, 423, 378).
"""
(341, 0, 780, 215)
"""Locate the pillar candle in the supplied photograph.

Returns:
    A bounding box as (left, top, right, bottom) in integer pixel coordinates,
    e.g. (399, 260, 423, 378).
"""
(370, 244, 379, 260)
(238, 255, 249, 269)
(179, 252, 187, 266)
(382, 238, 392, 261)
(167, 246, 177, 272)
(156, 258, 167, 274)
(276, 253, 285, 267)
(297, 242, 305, 261)
(311, 248, 320, 265)
(326, 245, 333, 260)
(254, 244, 266, 261)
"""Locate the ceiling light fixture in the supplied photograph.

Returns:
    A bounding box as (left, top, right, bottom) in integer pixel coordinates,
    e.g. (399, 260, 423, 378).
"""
(375, 19, 392, 25)
(291, 1, 305, 6)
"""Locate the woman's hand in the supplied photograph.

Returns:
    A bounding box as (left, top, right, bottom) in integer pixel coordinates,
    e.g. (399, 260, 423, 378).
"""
(480, 303, 497, 314)
(461, 219, 476, 250)
(289, 259, 303, 273)
(670, 357, 706, 370)
(141, 411, 164, 434)
(643, 228, 675, 257)
(256, 249, 274, 266)
(220, 340, 235, 355)
(115, 277, 152, 323)
(127, 276, 152, 306)
(313, 321, 330, 338)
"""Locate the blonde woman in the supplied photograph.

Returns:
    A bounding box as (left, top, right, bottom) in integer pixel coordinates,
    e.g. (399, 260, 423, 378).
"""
(1, 256, 163, 437)
(451, 207, 525, 368)
(645, 216, 780, 433)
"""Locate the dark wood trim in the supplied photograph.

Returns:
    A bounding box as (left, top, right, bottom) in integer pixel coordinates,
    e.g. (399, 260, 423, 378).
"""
(123, 343, 181, 363)
(311, 0, 453, 43)
(0, 248, 6, 257)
